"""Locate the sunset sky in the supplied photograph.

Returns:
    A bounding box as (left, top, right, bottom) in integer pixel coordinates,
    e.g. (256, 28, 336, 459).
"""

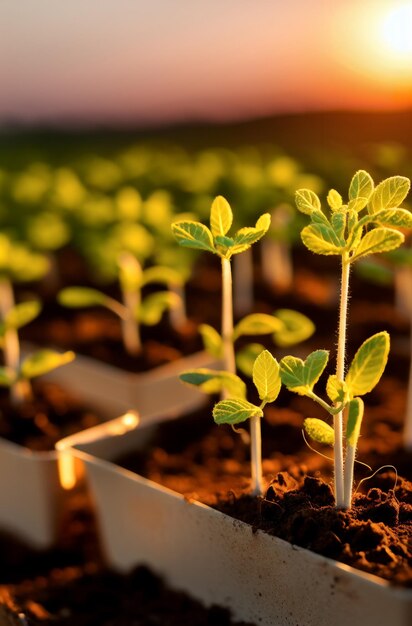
(1, 0, 412, 126)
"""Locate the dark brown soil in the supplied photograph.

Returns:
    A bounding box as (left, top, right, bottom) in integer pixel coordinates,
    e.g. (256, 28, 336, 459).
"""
(0, 493, 101, 586)
(0, 564, 254, 626)
(21, 307, 203, 373)
(218, 472, 412, 586)
(0, 382, 102, 451)
(0, 494, 252, 626)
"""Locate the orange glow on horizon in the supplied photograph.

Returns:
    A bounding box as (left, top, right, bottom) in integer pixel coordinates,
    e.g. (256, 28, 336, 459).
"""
(332, 1, 412, 110)
(1, 1, 412, 126)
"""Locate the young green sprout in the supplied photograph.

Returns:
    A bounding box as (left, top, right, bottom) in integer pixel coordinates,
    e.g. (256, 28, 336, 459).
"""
(285, 170, 411, 508)
(280, 332, 389, 509)
(0, 235, 74, 404)
(211, 350, 281, 496)
(172, 196, 272, 378)
(0, 296, 74, 406)
(58, 253, 181, 357)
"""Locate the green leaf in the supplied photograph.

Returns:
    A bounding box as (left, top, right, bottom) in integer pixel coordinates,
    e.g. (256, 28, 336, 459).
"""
(199, 324, 223, 358)
(345, 332, 390, 397)
(351, 228, 404, 261)
(213, 398, 263, 425)
(210, 196, 233, 238)
(369, 176, 410, 213)
(279, 350, 329, 395)
(0, 366, 16, 386)
(346, 209, 363, 252)
(256, 213, 271, 232)
(180, 369, 246, 399)
(346, 398, 364, 448)
(171, 221, 215, 253)
(348, 170, 374, 211)
(4, 301, 41, 330)
(253, 350, 281, 402)
(236, 343, 265, 377)
(330, 211, 346, 241)
(301, 223, 344, 256)
(233, 313, 283, 341)
(326, 375, 349, 404)
(214, 235, 235, 251)
(367, 208, 412, 229)
(230, 213, 271, 255)
(272, 309, 315, 347)
(348, 197, 370, 212)
(295, 189, 321, 215)
(138, 292, 180, 326)
(280, 350, 329, 395)
(304, 418, 334, 446)
(327, 189, 343, 211)
(58, 287, 108, 309)
(20, 350, 75, 380)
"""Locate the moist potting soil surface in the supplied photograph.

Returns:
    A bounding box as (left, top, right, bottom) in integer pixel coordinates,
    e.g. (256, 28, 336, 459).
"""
(0, 565, 255, 626)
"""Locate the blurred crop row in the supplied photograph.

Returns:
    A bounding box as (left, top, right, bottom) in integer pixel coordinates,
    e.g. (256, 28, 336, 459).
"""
(0, 139, 410, 293)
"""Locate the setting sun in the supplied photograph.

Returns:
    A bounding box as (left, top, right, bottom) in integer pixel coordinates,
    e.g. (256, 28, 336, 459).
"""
(381, 3, 412, 56)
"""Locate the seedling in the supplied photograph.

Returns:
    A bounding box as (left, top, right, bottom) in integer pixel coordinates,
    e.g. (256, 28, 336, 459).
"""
(58, 253, 181, 357)
(0, 236, 73, 404)
(0, 237, 74, 404)
(172, 196, 271, 378)
(211, 350, 282, 496)
(281, 170, 411, 508)
(280, 332, 389, 509)
(172, 197, 313, 378)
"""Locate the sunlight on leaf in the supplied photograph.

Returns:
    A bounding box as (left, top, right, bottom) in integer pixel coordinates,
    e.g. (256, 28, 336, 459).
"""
(252, 349, 281, 402)
(213, 398, 263, 425)
(210, 196, 233, 238)
(345, 332, 389, 397)
(304, 418, 334, 446)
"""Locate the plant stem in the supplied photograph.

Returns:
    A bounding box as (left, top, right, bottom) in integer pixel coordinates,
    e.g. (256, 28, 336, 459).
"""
(0, 279, 31, 405)
(221, 257, 236, 377)
(233, 247, 254, 317)
(343, 443, 356, 508)
(169, 283, 187, 331)
(250, 413, 263, 496)
(121, 287, 142, 356)
(335, 256, 350, 509)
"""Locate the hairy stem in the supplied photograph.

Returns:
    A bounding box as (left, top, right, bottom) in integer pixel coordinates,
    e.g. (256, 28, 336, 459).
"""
(335, 256, 350, 508)
(343, 443, 356, 508)
(221, 257, 236, 376)
(250, 413, 263, 496)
